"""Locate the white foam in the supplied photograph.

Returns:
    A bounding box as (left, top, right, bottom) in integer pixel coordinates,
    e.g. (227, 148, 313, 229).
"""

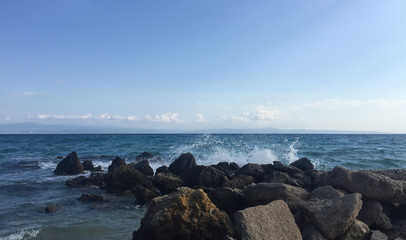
(0, 228, 40, 240)
(286, 138, 299, 164)
(38, 161, 57, 170)
(248, 147, 278, 164)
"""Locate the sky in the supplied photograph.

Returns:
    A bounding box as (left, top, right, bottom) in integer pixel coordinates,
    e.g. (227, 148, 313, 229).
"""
(1, 0, 406, 133)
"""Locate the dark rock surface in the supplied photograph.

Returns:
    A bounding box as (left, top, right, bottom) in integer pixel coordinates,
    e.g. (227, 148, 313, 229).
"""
(78, 193, 108, 202)
(234, 200, 302, 240)
(209, 187, 244, 217)
(108, 156, 126, 173)
(104, 165, 146, 193)
(133, 187, 234, 240)
(188, 166, 226, 188)
(45, 204, 59, 213)
(54, 152, 84, 175)
(82, 160, 94, 171)
(153, 172, 184, 194)
(236, 163, 264, 182)
(133, 160, 154, 176)
(135, 152, 163, 162)
(168, 153, 197, 180)
(309, 186, 345, 200)
(290, 157, 314, 171)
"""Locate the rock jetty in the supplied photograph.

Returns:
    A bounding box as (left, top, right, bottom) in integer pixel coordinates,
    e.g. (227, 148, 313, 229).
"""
(55, 151, 406, 240)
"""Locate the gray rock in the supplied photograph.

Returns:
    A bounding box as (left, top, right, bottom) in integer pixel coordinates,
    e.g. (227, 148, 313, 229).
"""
(263, 161, 302, 176)
(54, 152, 84, 175)
(337, 219, 370, 240)
(236, 163, 264, 182)
(374, 212, 392, 230)
(370, 230, 388, 240)
(357, 199, 383, 226)
(298, 193, 363, 239)
(133, 187, 233, 240)
(331, 166, 406, 204)
(243, 182, 309, 211)
(209, 187, 244, 217)
(189, 165, 226, 188)
(234, 200, 302, 240)
(307, 230, 327, 240)
(310, 186, 345, 200)
(290, 157, 314, 171)
(168, 153, 197, 180)
(153, 172, 184, 194)
(264, 171, 303, 187)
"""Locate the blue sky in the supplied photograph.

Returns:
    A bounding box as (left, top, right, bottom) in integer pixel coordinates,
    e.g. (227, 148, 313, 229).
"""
(1, 0, 406, 132)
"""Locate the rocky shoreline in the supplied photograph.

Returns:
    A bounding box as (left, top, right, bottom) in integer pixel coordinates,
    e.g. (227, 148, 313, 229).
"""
(53, 151, 406, 240)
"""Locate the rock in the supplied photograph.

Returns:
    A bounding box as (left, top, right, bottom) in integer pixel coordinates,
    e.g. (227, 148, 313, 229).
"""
(189, 166, 226, 188)
(331, 166, 406, 204)
(82, 160, 94, 171)
(45, 204, 59, 213)
(222, 175, 255, 189)
(168, 153, 197, 180)
(290, 157, 314, 171)
(306, 170, 333, 189)
(132, 185, 159, 205)
(108, 156, 126, 173)
(243, 183, 309, 211)
(54, 152, 84, 175)
(393, 204, 406, 220)
(212, 162, 239, 178)
(310, 186, 345, 200)
(93, 165, 102, 171)
(370, 230, 388, 240)
(104, 165, 146, 193)
(374, 212, 392, 230)
(236, 163, 264, 182)
(153, 172, 184, 194)
(66, 173, 105, 188)
(337, 219, 370, 240)
(155, 165, 169, 174)
(135, 152, 163, 162)
(298, 193, 363, 239)
(133, 160, 154, 176)
(263, 161, 302, 176)
(357, 199, 383, 226)
(209, 187, 245, 217)
(307, 229, 328, 240)
(367, 169, 406, 181)
(234, 200, 302, 240)
(78, 193, 108, 202)
(133, 187, 234, 240)
(264, 171, 303, 187)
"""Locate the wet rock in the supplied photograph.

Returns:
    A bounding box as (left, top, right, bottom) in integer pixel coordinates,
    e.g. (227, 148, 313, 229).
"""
(236, 163, 264, 182)
(264, 171, 303, 187)
(290, 157, 314, 171)
(78, 193, 108, 202)
(370, 230, 388, 240)
(243, 182, 309, 211)
(155, 165, 169, 175)
(135, 152, 163, 162)
(209, 187, 245, 217)
(310, 186, 345, 200)
(153, 172, 184, 194)
(168, 153, 197, 180)
(93, 165, 102, 171)
(66, 173, 105, 188)
(107, 156, 126, 173)
(104, 165, 146, 193)
(132, 185, 159, 205)
(263, 161, 302, 176)
(212, 162, 239, 178)
(54, 152, 84, 175)
(82, 160, 94, 171)
(337, 219, 369, 240)
(234, 200, 302, 240)
(357, 199, 383, 226)
(222, 175, 255, 189)
(45, 204, 59, 213)
(189, 166, 226, 188)
(298, 193, 363, 239)
(133, 187, 233, 240)
(133, 160, 154, 176)
(331, 166, 406, 204)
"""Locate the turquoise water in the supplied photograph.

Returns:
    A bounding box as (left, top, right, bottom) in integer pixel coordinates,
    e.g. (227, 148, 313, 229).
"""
(1, 134, 406, 239)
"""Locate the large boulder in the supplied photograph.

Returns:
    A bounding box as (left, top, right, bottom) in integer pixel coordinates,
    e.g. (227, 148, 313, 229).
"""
(264, 171, 303, 187)
(153, 172, 184, 194)
(357, 199, 383, 226)
(212, 162, 239, 178)
(263, 161, 302, 176)
(209, 187, 245, 217)
(188, 166, 226, 188)
(54, 152, 84, 175)
(337, 219, 369, 240)
(222, 175, 255, 189)
(131, 185, 159, 205)
(133, 187, 234, 240)
(82, 160, 95, 171)
(236, 163, 264, 182)
(108, 156, 126, 173)
(298, 193, 363, 239)
(310, 186, 345, 200)
(243, 182, 309, 211)
(168, 153, 197, 180)
(331, 166, 406, 204)
(290, 157, 314, 171)
(65, 173, 105, 188)
(234, 200, 302, 240)
(133, 160, 154, 176)
(104, 165, 146, 193)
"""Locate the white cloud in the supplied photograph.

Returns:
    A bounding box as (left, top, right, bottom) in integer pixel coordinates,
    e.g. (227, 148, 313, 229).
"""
(145, 113, 183, 123)
(35, 113, 140, 121)
(222, 105, 283, 123)
(196, 113, 206, 123)
(22, 91, 45, 96)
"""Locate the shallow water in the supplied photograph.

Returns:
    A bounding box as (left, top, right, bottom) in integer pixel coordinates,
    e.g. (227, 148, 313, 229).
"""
(1, 134, 405, 239)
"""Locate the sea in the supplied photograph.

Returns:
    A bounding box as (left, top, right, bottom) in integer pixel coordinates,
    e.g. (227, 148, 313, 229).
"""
(1, 134, 406, 240)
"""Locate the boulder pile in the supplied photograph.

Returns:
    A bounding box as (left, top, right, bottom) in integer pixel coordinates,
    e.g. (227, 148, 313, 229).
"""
(55, 152, 406, 240)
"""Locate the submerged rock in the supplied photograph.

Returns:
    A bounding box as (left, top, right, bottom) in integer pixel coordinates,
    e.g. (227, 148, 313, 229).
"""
(298, 193, 363, 239)
(234, 200, 302, 240)
(78, 193, 108, 202)
(54, 152, 84, 175)
(45, 204, 59, 213)
(133, 187, 233, 240)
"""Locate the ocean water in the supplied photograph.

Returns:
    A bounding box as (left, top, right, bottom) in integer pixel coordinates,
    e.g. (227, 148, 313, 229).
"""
(1, 134, 406, 239)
